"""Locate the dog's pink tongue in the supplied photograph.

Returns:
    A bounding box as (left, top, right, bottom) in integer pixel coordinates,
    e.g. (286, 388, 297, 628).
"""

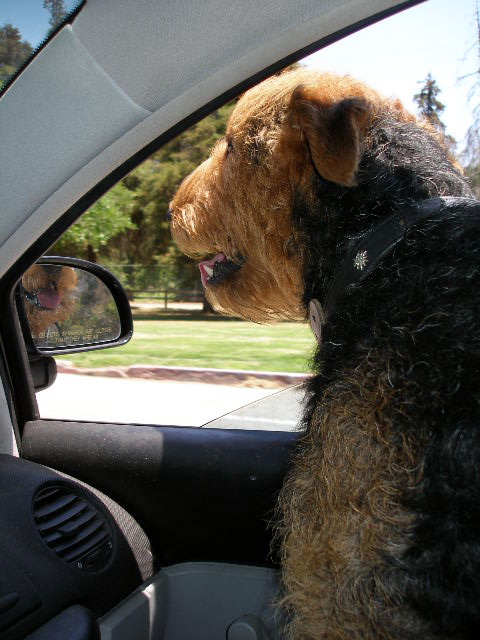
(199, 253, 226, 287)
(37, 288, 61, 309)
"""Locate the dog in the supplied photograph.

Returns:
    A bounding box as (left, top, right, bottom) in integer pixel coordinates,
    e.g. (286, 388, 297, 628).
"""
(21, 264, 77, 339)
(169, 67, 480, 638)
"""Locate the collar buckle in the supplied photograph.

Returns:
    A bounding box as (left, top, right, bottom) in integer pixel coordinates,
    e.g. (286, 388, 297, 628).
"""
(308, 299, 325, 344)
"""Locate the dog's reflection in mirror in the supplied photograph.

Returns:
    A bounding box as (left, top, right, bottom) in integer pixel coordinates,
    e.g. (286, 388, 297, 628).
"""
(21, 264, 77, 341)
(21, 263, 121, 349)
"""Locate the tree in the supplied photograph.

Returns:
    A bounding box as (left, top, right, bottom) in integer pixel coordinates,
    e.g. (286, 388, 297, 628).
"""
(51, 182, 136, 262)
(43, 0, 67, 31)
(0, 23, 33, 87)
(54, 101, 235, 303)
(414, 73, 446, 132)
(105, 101, 236, 285)
(413, 72, 457, 157)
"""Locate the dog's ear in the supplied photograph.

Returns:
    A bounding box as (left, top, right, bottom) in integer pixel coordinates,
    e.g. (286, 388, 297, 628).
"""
(289, 85, 371, 187)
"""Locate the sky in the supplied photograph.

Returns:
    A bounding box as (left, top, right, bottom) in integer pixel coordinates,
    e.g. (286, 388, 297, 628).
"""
(303, 0, 479, 153)
(1, 0, 479, 153)
(1, 0, 79, 45)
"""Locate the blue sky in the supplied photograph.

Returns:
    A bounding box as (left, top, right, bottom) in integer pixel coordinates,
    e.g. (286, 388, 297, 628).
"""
(2, 0, 478, 152)
(1, 0, 79, 45)
(304, 0, 479, 153)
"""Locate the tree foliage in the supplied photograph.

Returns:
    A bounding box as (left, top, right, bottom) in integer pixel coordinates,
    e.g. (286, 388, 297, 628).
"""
(414, 73, 446, 131)
(128, 101, 234, 260)
(52, 183, 136, 262)
(461, 4, 480, 197)
(0, 23, 33, 87)
(465, 162, 480, 198)
(43, 0, 67, 31)
(413, 72, 458, 157)
(54, 101, 235, 291)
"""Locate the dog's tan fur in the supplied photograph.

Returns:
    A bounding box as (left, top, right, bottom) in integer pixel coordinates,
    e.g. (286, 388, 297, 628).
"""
(170, 68, 473, 638)
(22, 264, 77, 337)
(170, 69, 415, 323)
(276, 356, 430, 639)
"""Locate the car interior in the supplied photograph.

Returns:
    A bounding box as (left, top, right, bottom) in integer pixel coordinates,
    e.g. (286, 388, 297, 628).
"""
(0, 1, 423, 638)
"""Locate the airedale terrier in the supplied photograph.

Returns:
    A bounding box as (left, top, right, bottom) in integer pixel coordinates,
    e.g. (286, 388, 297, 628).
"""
(169, 68, 480, 638)
(21, 264, 77, 337)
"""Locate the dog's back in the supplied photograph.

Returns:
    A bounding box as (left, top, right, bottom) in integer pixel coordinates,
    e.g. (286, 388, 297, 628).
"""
(280, 96, 480, 639)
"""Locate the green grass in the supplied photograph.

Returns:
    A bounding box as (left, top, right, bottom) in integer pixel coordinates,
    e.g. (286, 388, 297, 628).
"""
(62, 314, 315, 373)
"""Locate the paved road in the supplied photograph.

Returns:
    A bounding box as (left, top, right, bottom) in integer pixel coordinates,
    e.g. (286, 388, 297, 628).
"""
(36, 373, 304, 430)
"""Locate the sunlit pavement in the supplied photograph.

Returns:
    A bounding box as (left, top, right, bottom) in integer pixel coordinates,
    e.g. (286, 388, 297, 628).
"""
(36, 373, 279, 427)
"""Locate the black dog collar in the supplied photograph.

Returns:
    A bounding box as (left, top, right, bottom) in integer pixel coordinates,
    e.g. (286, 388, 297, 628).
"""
(309, 196, 476, 343)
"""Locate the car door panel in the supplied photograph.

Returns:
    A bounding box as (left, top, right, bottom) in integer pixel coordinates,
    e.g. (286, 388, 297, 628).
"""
(22, 420, 299, 566)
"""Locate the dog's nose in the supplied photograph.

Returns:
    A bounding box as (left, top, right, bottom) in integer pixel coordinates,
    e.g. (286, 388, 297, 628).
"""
(166, 207, 172, 222)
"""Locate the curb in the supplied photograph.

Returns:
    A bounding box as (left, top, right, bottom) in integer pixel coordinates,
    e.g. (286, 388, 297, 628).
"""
(55, 360, 310, 388)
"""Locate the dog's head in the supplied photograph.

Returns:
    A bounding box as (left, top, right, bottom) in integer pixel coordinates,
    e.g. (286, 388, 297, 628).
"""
(169, 68, 414, 322)
(21, 264, 77, 337)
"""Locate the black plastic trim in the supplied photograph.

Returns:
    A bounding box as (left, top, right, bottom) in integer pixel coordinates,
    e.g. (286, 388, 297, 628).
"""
(22, 420, 299, 566)
(0, 336, 21, 447)
(28, 357, 57, 392)
(0, 287, 40, 429)
(0, 455, 149, 639)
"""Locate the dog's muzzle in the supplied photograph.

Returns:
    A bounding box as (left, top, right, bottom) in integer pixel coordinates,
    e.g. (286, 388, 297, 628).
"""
(23, 285, 61, 310)
(198, 253, 243, 287)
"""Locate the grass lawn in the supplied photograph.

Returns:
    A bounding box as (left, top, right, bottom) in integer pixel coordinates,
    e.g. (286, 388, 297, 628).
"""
(63, 313, 316, 373)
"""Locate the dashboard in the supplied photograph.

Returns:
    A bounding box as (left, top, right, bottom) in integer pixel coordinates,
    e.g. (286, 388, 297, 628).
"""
(0, 454, 283, 640)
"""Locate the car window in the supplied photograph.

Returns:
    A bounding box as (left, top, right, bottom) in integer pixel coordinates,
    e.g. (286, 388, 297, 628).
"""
(26, 96, 314, 427)
(18, 0, 478, 429)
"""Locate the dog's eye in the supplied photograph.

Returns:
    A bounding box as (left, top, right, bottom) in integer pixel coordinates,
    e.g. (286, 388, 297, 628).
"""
(226, 138, 234, 157)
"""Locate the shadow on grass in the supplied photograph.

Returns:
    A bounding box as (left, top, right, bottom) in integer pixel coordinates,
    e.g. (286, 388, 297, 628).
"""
(131, 309, 244, 322)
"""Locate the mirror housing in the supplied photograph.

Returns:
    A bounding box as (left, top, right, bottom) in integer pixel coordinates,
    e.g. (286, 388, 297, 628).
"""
(17, 257, 133, 356)
(29, 356, 58, 392)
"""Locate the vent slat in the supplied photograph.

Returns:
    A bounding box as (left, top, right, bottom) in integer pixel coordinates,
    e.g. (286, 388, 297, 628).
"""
(63, 530, 110, 563)
(37, 501, 90, 533)
(52, 518, 105, 554)
(33, 486, 112, 571)
(42, 510, 97, 544)
(34, 493, 78, 519)
(34, 486, 59, 501)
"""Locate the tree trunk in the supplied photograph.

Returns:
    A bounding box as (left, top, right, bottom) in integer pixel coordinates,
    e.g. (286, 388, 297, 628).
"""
(86, 244, 97, 263)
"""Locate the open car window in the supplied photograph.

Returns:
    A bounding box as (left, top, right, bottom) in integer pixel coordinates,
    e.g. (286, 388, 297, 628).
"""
(3, 0, 476, 432)
(25, 0, 480, 431)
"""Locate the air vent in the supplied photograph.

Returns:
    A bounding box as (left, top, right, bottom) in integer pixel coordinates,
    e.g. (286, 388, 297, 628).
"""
(33, 485, 113, 571)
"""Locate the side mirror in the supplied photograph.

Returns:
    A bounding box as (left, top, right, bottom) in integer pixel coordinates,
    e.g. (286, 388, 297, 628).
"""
(17, 257, 133, 356)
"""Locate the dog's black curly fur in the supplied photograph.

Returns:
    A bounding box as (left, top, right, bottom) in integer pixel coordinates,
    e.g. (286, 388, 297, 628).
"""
(289, 111, 480, 636)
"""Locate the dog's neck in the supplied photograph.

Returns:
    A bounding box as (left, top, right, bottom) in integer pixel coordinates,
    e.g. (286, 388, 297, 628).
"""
(307, 196, 475, 344)
(292, 114, 472, 316)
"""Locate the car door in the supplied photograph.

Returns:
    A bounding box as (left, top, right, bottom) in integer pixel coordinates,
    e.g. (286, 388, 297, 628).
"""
(0, 1, 422, 637)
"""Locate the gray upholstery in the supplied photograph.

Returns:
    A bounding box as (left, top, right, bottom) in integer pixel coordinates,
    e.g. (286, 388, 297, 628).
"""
(0, 27, 149, 251)
(74, 0, 351, 112)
